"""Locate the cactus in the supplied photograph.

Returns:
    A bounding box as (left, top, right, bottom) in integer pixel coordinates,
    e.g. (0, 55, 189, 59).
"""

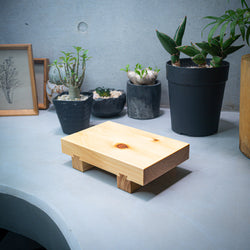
(156, 16, 187, 66)
(177, 35, 244, 67)
(95, 87, 111, 97)
(121, 64, 160, 85)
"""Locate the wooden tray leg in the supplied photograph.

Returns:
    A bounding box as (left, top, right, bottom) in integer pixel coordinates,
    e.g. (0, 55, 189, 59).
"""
(72, 155, 93, 172)
(117, 174, 141, 193)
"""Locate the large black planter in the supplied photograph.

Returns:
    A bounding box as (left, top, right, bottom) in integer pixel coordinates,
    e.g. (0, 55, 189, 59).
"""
(53, 92, 93, 134)
(167, 58, 229, 136)
(92, 90, 126, 117)
(127, 80, 161, 119)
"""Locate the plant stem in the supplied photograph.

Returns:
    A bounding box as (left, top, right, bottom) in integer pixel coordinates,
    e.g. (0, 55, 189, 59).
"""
(68, 86, 80, 100)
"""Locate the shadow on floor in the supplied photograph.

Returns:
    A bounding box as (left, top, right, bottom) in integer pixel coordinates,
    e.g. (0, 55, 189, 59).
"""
(218, 118, 237, 133)
(134, 166, 191, 201)
(69, 163, 191, 201)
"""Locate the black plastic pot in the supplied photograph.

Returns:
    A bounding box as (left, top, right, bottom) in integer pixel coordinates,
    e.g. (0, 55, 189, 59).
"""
(166, 58, 229, 136)
(127, 80, 161, 119)
(92, 90, 126, 117)
(53, 92, 93, 134)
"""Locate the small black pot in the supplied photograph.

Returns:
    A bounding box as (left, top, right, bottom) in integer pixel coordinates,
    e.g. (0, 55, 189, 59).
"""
(167, 59, 229, 136)
(53, 92, 93, 134)
(126, 80, 161, 119)
(92, 90, 126, 117)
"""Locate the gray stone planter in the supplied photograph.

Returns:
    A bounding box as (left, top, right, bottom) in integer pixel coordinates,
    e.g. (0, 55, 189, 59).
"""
(126, 80, 161, 119)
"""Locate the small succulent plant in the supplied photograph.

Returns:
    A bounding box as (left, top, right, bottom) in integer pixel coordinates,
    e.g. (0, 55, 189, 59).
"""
(95, 87, 111, 97)
(156, 16, 187, 66)
(50, 46, 91, 100)
(121, 63, 160, 85)
(177, 35, 244, 67)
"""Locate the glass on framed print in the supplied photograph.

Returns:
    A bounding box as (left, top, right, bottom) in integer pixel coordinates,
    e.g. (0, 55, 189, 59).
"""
(0, 44, 38, 116)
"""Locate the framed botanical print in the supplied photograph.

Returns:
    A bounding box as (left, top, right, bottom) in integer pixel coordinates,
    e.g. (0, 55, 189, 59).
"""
(34, 58, 49, 109)
(0, 44, 38, 116)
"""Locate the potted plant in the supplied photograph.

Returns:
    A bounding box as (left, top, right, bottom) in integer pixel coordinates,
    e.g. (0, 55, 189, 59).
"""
(156, 15, 244, 136)
(202, 0, 250, 156)
(121, 63, 161, 119)
(50, 46, 93, 134)
(91, 87, 126, 117)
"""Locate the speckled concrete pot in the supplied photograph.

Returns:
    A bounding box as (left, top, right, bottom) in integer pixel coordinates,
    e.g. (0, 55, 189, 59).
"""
(53, 92, 93, 134)
(127, 80, 161, 119)
(92, 90, 126, 117)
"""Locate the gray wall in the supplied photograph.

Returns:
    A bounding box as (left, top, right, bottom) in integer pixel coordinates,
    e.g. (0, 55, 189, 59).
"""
(0, 0, 248, 110)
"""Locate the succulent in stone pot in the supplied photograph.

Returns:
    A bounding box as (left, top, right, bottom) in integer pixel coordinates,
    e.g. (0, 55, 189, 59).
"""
(92, 87, 126, 118)
(121, 64, 161, 119)
(121, 63, 160, 85)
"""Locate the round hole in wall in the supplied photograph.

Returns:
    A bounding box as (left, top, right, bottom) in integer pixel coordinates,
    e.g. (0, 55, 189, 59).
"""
(77, 21, 88, 32)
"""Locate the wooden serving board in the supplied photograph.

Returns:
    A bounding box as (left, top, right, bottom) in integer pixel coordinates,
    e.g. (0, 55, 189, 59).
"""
(61, 121, 189, 193)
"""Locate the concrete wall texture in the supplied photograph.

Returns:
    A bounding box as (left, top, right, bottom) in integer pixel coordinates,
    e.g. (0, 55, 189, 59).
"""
(0, 0, 248, 110)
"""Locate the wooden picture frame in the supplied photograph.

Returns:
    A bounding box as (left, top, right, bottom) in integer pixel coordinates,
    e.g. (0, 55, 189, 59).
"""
(0, 44, 38, 116)
(34, 58, 49, 109)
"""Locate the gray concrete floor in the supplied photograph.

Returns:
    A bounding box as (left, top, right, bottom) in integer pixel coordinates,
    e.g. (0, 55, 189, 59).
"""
(0, 108, 249, 250)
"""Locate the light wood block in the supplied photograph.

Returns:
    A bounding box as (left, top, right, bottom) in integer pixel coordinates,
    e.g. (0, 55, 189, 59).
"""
(61, 121, 189, 193)
(239, 54, 250, 158)
(72, 155, 93, 172)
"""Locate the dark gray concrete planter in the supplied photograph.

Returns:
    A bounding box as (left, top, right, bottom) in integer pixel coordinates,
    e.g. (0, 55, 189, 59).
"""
(166, 58, 229, 136)
(127, 80, 161, 119)
(91, 90, 126, 117)
(53, 92, 93, 134)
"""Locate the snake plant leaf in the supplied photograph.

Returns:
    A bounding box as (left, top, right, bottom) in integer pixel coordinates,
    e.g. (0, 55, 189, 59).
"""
(222, 34, 241, 50)
(211, 56, 223, 67)
(156, 30, 179, 55)
(224, 44, 245, 56)
(210, 36, 221, 47)
(192, 54, 206, 66)
(196, 42, 221, 57)
(176, 45, 200, 57)
(174, 16, 187, 46)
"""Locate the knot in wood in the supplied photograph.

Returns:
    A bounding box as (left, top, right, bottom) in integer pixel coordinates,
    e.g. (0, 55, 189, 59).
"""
(115, 143, 129, 149)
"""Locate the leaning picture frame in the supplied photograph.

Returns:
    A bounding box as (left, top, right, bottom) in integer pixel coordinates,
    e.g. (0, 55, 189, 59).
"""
(0, 44, 38, 116)
(34, 58, 49, 109)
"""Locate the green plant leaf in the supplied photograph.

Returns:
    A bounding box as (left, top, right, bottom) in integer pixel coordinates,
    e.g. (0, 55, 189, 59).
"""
(208, 20, 224, 43)
(192, 54, 206, 66)
(203, 16, 219, 20)
(238, 21, 246, 40)
(176, 45, 200, 57)
(211, 56, 223, 67)
(156, 30, 179, 55)
(222, 34, 241, 50)
(230, 20, 237, 37)
(246, 26, 250, 45)
(174, 16, 187, 46)
(196, 42, 221, 56)
(220, 21, 230, 45)
(201, 21, 217, 37)
(224, 44, 245, 56)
